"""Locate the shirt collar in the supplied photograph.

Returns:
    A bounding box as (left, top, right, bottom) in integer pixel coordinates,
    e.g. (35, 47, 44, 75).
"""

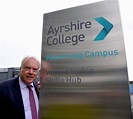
(19, 76, 34, 89)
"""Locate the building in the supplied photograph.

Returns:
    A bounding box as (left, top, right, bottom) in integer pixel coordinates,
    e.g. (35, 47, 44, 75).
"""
(0, 67, 40, 82)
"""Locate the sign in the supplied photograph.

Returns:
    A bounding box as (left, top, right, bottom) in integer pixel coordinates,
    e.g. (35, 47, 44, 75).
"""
(40, 0, 132, 119)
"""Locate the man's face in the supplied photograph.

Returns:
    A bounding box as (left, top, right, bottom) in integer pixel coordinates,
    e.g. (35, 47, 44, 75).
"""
(20, 58, 39, 85)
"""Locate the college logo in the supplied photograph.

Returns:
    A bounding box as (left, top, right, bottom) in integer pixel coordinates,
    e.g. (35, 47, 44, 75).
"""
(94, 17, 113, 41)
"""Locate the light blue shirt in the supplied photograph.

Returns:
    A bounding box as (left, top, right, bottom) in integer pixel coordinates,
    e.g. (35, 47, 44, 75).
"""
(19, 77, 39, 119)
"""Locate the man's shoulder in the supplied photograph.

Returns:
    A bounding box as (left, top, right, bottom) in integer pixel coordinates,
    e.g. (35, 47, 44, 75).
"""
(33, 79, 39, 88)
(0, 76, 19, 87)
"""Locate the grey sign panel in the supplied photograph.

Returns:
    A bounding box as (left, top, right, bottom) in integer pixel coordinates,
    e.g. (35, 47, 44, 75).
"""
(40, 0, 132, 119)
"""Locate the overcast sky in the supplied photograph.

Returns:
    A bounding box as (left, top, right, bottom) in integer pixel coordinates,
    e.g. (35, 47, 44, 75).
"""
(0, 0, 133, 81)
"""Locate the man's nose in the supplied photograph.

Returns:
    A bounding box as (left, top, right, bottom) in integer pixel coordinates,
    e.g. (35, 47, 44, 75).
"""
(28, 68, 34, 73)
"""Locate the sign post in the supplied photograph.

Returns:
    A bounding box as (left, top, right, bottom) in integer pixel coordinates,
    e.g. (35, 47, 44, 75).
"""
(40, 0, 132, 118)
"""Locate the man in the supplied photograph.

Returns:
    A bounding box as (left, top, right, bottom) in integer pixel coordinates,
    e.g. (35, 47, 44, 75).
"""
(0, 56, 40, 119)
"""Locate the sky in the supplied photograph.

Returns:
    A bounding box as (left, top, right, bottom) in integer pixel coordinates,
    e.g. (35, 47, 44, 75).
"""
(0, 0, 133, 81)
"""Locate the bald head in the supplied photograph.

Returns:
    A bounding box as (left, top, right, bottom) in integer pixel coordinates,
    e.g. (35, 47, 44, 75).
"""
(21, 56, 40, 69)
(20, 56, 40, 85)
